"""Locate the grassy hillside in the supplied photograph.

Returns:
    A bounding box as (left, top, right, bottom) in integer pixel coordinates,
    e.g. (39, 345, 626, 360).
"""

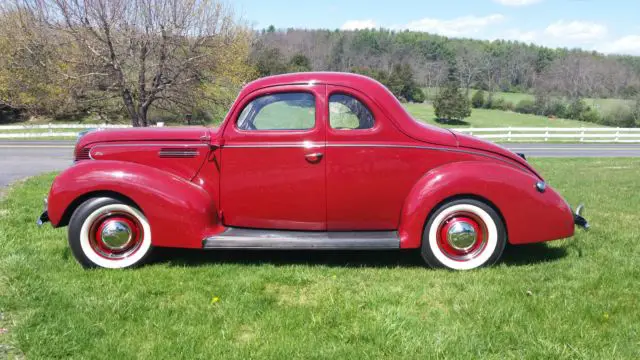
(424, 88, 633, 114)
(404, 103, 605, 128)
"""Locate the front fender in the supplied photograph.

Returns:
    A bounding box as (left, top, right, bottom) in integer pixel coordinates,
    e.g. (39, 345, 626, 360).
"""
(48, 161, 221, 248)
(398, 161, 575, 248)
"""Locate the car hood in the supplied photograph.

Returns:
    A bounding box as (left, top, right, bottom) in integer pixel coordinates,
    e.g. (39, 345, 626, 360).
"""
(77, 126, 212, 148)
(452, 130, 542, 179)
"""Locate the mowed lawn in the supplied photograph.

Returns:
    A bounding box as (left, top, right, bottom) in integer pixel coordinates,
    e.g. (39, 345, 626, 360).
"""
(423, 88, 634, 114)
(404, 103, 606, 129)
(1, 158, 639, 359)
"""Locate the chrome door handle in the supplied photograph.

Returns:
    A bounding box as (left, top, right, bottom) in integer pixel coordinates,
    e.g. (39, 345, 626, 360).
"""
(305, 152, 323, 163)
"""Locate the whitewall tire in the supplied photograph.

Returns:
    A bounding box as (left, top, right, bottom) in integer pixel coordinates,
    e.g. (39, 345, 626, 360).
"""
(421, 199, 506, 270)
(68, 197, 153, 269)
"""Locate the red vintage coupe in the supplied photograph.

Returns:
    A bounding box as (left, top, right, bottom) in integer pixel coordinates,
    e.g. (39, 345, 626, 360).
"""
(38, 72, 588, 270)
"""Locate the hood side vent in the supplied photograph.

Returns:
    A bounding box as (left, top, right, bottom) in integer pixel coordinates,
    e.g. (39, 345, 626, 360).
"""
(159, 147, 199, 158)
(75, 147, 92, 161)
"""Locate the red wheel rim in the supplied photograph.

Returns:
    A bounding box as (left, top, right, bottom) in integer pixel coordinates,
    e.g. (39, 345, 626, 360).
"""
(436, 212, 488, 261)
(89, 211, 144, 260)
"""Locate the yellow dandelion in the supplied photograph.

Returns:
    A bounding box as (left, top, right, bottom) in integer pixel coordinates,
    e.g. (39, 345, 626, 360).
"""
(211, 295, 221, 305)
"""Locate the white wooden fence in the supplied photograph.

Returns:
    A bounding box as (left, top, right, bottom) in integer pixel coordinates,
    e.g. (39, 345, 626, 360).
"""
(455, 127, 640, 143)
(1, 124, 640, 142)
(0, 123, 131, 138)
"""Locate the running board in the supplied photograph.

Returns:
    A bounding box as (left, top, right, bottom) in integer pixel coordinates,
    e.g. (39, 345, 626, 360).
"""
(202, 228, 400, 250)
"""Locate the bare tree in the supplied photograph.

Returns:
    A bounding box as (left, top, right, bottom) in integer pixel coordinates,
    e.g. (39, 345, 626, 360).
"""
(422, 60, 447, 94)
(14, 0, 251, 126)
(455, 45, 482, 96)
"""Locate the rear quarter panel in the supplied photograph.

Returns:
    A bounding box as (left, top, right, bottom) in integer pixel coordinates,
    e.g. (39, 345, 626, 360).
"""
(399, 161, 575, 248)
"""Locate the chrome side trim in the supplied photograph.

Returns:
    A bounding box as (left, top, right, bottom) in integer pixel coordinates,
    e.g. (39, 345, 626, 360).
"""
(158, 148, 200, 158)
(223, 142, 323, 149)
(91, 143, 210, 148)
(90, 143, 208, 159)
(223, 143, 529, 172)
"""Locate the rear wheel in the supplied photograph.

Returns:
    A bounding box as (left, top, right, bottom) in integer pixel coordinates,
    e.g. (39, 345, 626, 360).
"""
(421, 199, 506, 270)
(68, 197, 153, 269)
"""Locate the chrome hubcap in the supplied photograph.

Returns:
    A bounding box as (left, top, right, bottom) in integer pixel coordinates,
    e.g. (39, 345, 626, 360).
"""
(446, 221, 477, 251)
(100, 220, 133, 250)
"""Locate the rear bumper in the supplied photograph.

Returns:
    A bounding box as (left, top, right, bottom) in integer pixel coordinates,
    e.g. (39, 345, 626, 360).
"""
(573, 204, 589, 230)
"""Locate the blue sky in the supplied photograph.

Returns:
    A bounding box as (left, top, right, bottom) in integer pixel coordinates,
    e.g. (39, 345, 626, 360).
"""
(233, 0, 640, 55)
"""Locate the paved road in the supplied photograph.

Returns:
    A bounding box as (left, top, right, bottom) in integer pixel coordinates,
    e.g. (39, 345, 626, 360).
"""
(1, 140, 639, 188)
(0, 141, 73, 187)
(504, 143, 640, 158)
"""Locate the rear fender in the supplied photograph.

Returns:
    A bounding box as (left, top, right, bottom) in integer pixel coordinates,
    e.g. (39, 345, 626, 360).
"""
(48, 161, 221, 248)
(398, 161, 575, 248)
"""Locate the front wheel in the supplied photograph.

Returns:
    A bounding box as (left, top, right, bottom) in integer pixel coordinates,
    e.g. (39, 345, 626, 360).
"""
(68, 197, 153, 269)
(421, 199, 506, 270)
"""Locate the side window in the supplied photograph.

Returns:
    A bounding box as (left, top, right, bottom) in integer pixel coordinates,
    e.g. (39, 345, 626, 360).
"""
(237, 92, 315, 130)
(329, 93, 375, 130)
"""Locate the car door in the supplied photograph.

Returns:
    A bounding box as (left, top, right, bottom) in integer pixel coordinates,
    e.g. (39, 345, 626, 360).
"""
(220, 85, 327, 231)
(325, 85, 436, 231)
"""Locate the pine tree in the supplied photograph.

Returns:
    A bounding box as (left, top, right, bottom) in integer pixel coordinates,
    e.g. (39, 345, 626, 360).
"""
(434, 60, 471, 121)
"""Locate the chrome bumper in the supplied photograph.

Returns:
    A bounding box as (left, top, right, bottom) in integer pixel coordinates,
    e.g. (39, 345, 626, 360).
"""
(37, 211, 49, 226)
(574, 204, 589, 230)
(36, 196, 49, 227)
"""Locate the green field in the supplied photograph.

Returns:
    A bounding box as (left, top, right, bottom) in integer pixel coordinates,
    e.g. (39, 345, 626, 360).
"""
(424, 88, 634, 114)
(2, 158, 640, 359)
(404, 103, 605, 128)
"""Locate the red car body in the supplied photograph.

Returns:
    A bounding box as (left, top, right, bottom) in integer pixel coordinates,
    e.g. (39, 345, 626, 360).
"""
(43, 72, 582, 269)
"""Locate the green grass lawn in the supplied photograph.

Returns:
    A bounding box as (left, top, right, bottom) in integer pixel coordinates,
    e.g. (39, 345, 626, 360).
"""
(404, 103, 605, 128)
(1, 158, 640, 359)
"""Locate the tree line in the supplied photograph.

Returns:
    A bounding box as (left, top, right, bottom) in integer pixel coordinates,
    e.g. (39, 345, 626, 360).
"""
(253, 28, 640, 100)
(2, 2, 640, 126)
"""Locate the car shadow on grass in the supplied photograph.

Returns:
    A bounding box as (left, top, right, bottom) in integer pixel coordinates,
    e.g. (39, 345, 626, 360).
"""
(152, 243, 568, 269)
(153, 249, 425, 269)
(501, 243, 568, 266)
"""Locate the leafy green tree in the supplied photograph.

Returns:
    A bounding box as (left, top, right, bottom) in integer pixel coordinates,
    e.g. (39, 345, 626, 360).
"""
(409, 87, 426, 103)
(288, 54, 312, 72)
(471, 90, 485, 108)
(566, 98, 590, 120)
(354, 63, 425, 103)
(515, 99, 536, 114)
(434, 62, 471, 121)
(390, 64, 425, 103)
(255, 47, 288, 77)
(632, 96, 640, 126)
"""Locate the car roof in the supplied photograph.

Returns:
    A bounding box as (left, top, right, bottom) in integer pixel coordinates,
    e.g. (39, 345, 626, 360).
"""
(241, 72, 384, 94)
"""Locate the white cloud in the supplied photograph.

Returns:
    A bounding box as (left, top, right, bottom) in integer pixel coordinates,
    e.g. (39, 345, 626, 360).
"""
(340, 20, 377, 30)
(398, 14, 505, 37)
(544, 20, 608, 43)
(602, 35, 640, 55)
(493, 0, 543, 6)
(503, 29, 538, 43)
